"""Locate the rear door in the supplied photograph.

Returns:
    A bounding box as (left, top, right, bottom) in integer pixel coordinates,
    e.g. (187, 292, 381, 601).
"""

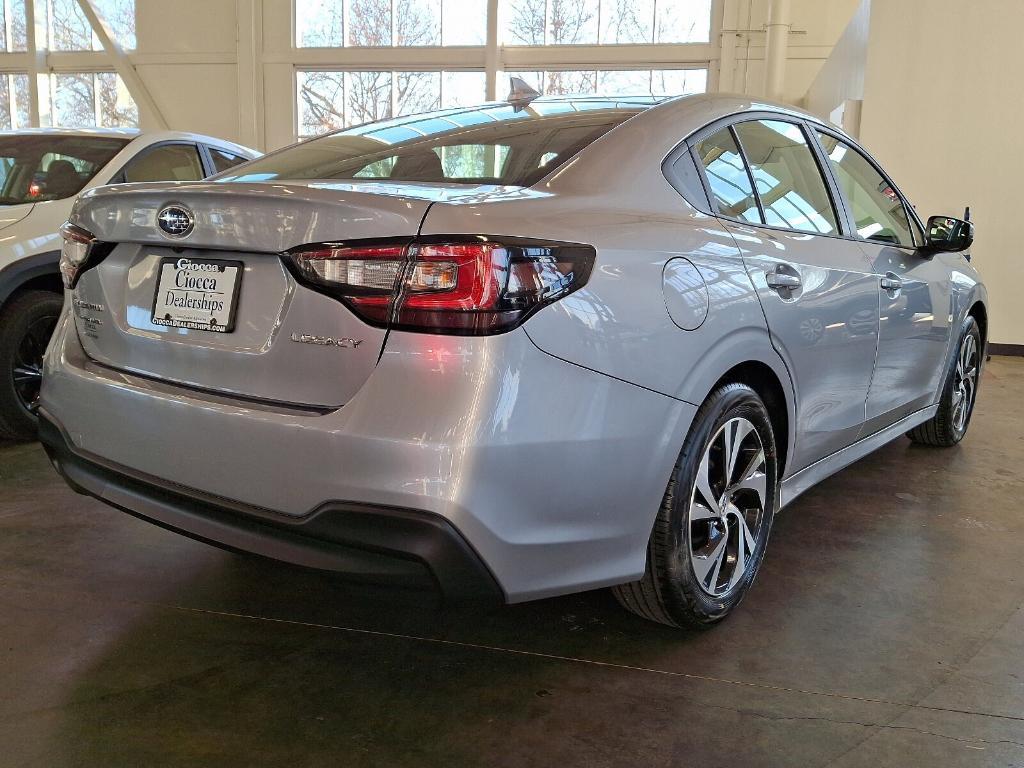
(694, 118, 880, 472)
(814, 129, 953, 431)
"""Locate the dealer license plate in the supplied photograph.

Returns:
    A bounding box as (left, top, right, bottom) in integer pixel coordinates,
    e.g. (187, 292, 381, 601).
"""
(151, 257, 243, 333)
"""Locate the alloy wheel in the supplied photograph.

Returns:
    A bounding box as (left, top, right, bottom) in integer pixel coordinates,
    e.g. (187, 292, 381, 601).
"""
(11, 314, 57, 414)
(952, 332, 978, 433)
(688, 417, 768, 597)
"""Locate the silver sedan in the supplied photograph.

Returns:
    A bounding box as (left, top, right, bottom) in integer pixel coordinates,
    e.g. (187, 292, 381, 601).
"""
(40, 92, 986, 627)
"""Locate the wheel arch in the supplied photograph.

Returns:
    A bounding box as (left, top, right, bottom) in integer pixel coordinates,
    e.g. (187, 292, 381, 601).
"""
(0, 250, 62, 313)
(967, 300, 988, 348)
(709, 359, 793, 480)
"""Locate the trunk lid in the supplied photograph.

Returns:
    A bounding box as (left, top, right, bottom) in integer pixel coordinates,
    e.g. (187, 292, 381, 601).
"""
(69, 181, 448, 408)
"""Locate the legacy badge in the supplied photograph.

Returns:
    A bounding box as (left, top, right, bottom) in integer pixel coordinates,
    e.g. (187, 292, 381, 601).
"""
(290, 332, 363, 349)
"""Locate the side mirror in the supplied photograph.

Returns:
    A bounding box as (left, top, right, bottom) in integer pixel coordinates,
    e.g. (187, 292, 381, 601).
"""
(924, 215, 974, 253)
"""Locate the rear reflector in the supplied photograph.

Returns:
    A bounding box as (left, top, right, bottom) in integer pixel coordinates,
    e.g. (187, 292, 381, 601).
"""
(286, 237, 595, 335)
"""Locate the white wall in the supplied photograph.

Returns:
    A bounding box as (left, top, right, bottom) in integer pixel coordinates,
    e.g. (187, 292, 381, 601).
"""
(719, 0, 861, 104)
(133, 0, 242, 139)
(854, 0, 1023, 345)
(803, 0, 868, 130)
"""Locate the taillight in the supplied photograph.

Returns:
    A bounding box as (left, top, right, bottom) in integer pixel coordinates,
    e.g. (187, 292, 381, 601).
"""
(289, 242, 408, 324)
(286, 237, 595, 335)
(59, 222, 97, 289)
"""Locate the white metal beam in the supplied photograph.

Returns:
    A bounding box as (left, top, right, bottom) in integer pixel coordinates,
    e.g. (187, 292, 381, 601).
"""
(75, 0, 168, 129)
(270, 42, 715, 71)
(24, 0, 44, 127)
(485, 0, 499, 100)
(236, 0, 265, 149)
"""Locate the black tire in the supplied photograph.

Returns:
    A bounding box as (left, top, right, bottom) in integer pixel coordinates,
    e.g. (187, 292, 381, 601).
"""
(906, 316, 982, 447)
(613, 383, 778, 628)
(0, 290, 63, 441)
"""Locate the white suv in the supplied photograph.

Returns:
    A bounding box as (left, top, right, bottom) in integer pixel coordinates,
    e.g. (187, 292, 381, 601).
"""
(0, 128, 258, 440)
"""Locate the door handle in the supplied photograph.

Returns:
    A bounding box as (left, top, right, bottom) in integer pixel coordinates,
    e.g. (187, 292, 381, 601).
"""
(765, 270, 801, 290)
(880, 275, 902, 292)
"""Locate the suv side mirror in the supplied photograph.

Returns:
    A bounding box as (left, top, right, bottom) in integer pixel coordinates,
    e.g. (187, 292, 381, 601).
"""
(924, 215, 974, 253)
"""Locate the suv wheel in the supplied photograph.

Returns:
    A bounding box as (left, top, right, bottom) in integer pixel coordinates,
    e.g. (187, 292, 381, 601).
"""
(907, 316, 982, 447)
(0, 290, 63, 441)
(613, 383, 778, 627)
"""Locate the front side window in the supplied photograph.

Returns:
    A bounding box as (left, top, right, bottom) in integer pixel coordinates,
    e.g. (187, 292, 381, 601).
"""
(693, 127, 759, 224)
(733, 120, 838, 235)
(223, 99, 653, 187)
(0, 135, 128, 203)
(122, 144, 205, 183)
(816, 132, 914, 247)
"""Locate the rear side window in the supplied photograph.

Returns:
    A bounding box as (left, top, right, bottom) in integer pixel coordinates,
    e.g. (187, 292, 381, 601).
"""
(693, 128, 759, 224)
(816, 132, 915, 247)
(208, 147, 248, 174)
(123, 144, 205, 183)
(733, 120, 838, 235)
(218, 99, 653, 187)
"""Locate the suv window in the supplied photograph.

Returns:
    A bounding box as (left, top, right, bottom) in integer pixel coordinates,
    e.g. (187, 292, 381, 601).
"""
(0, 135, 127, 203)
(733, 120, 838, 235)
(816, 132, 914, 247)
(693, 127, 760, 224)
(208, 147, 248, 174)
(123, 143, 205, 183)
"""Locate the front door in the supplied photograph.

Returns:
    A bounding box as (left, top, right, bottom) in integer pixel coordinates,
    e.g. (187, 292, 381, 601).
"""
(729, 222, 880, 471)
(814, 131, 954, 432)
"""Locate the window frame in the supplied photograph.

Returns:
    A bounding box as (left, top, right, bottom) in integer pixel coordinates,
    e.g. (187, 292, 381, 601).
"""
(674, 110, 927, 249)
(682, 112, 849, 241)
(812, 124, 926, 250)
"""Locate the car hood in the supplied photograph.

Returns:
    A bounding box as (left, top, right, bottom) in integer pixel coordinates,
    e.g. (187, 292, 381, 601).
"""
(0, 203, 35, 230)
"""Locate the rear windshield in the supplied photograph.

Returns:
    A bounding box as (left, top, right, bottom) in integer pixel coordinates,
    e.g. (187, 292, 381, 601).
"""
(219, 98, 656, 188)
(0, 135, 129, 204)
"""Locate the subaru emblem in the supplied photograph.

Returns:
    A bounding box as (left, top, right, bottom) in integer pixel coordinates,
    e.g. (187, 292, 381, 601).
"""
(157, 204, 194, 238)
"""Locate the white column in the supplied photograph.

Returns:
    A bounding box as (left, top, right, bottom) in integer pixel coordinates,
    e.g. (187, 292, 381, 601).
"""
(484, 0, 499, 100)
(762, 0, 791, 102)
(25, 0, 45, 126)
(236, 0, 264, 149)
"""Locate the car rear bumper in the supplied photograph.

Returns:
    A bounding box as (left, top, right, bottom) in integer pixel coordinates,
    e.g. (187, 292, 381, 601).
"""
(39, 411, 503, 602)
(40, 309, 696, 602)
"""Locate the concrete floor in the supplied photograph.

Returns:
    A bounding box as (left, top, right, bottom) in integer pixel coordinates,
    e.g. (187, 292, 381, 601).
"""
(1, 359, 1023, 768)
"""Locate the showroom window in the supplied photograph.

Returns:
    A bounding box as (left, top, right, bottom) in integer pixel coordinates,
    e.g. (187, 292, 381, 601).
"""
(0, 0, 138, 129)
(508, 68, 706, 97)
(293, 0, 714, 137)
(296, 0, 487, 47)
(502, 0, 711, 45)
(298, 70, 487, 136)
(47, 72, 137, 128)
(0, 72, 29, 128)
(46, 0, 135, 50)
(0, 0, 27, 51)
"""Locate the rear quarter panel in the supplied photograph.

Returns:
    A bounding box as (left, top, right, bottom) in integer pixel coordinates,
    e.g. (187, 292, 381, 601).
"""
(420, 175, 797, 476)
